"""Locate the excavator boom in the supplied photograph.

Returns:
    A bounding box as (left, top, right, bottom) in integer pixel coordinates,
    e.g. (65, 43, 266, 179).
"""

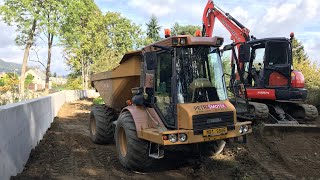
(202, 0, 250, 42)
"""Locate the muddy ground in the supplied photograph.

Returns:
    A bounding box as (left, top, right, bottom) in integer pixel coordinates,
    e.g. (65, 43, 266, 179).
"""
(12, 100, 320, 180)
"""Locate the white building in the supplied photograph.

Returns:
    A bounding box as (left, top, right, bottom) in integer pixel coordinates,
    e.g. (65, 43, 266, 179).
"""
(25, 69, 48, 91)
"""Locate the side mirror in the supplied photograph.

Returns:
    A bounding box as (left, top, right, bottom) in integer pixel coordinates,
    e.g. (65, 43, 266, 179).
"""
(145, 52, 157, 70)
(239, 44, 251, 62)
(132, 95, 144, 106)
(131, 87, 143, 95)
(131, 87, 144, 106)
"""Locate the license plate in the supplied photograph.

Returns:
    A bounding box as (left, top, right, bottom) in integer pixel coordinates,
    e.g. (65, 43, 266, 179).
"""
(203, 127, 227, 136)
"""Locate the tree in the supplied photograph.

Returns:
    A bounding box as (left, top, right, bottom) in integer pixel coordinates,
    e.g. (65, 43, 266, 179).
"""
(90, 48, 119, 73)
(0, 0, 43, 98)
(37, 0, 67, 94)
(24, 74, 34, 88)
(171, 23, 201, 36)
(65, 73, 82, 90)
(292, 37, 320, 105)
(53, 72, 57, 77)
(62, 5, 147, 88)
(146, 14, 161, 42)
(105, 12, 146, 55)
(60, 0, 101, 89)
(0, 73, 19, 100)
(292, 38, 308, 63)
(89, 12, 146, 73)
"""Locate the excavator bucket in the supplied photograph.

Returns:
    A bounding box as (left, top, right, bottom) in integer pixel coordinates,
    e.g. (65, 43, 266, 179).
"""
(262, 123, 320, 135)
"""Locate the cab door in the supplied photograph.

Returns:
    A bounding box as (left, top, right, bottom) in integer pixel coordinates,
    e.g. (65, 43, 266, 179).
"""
(153, 50, 175, 128)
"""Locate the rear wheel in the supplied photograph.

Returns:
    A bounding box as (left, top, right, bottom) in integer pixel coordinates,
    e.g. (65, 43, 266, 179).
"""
(90, 105, 116, 144)
(115, 111, 152, 171)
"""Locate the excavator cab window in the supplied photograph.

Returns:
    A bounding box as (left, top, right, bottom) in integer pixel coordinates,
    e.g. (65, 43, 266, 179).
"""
(247, 47, 265, 87)
(265, 42, 289, 65)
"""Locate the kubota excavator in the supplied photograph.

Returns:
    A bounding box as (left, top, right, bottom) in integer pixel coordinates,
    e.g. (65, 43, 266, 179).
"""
(202, 0, 319, 129)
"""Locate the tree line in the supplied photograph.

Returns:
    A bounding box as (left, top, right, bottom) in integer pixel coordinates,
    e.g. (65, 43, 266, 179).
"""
(0, 0, 199, 94)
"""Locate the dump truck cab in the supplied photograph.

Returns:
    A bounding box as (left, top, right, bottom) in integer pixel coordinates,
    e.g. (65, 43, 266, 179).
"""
(90, 35, 252, 171)
(133, 35, 252, 145)
(133, 35, 251, 145)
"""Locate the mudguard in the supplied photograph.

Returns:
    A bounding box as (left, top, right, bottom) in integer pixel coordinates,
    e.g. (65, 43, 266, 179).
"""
(119, 105, 166, 132)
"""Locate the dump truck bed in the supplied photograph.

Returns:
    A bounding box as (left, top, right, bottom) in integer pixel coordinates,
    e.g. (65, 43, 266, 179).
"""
(91, 51, 142, 109)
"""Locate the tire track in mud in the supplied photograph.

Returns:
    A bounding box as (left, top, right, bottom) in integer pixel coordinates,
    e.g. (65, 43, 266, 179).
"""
(13, 100, 319, 180)
(247, 135, 296, 180)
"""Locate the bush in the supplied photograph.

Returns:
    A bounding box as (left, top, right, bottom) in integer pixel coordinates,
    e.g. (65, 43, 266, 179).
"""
(294, 59, 320, 106)
(93, 97, 105, 105)
(306, 88, 320, 106)
(65, 76, 82, 90)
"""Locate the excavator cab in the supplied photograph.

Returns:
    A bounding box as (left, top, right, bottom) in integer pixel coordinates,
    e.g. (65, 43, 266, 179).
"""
(240, 38, 307, 101)
(246, 39, 291, 87)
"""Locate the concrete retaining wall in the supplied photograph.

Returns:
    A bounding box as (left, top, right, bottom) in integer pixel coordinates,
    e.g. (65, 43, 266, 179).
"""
(0, 90, 100, 180)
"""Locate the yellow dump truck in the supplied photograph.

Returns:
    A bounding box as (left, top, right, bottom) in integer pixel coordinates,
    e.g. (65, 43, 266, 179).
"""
(90, 34, 252, 170)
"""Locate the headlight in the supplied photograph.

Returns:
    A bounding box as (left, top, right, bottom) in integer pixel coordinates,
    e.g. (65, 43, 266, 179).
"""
(243, 125, 249, 132)
(239, 126, 244, 134)
(239, 125, 249, 134)
(180, 38, 187, 45)
(179, 133, 187, 142)
(168, 134, 178, 143)
(172, 38, 179, 45)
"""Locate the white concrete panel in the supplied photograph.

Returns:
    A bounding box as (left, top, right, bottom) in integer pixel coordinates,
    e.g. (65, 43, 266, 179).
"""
(0, 90, 93, 180)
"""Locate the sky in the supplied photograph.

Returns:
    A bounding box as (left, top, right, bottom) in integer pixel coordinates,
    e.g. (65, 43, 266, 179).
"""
(0, 0, 319, 75)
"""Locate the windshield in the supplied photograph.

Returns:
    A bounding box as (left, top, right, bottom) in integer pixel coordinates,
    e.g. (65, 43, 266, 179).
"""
(251, 41, 290, 66)
(176, 46, 228, 103)
(266, 41, 289, 65)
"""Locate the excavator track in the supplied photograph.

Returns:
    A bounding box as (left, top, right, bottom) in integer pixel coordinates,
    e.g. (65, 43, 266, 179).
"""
(262, 102, 319, 133)
(249, 102, 269, 120)
(296, 104, 318, 121)
(232, 99, 320, 133)
(232, 100, 269, 121)
(283, 102, 319, 122)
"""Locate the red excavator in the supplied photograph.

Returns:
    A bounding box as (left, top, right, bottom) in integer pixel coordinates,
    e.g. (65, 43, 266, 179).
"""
(202, 0, 318, 128)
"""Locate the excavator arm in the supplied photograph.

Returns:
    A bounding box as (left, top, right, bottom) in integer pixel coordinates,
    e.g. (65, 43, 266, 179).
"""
(202, 0, 250, 44)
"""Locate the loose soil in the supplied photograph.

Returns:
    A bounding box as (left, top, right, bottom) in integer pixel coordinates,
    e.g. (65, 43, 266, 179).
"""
(12, 100, 320, 180)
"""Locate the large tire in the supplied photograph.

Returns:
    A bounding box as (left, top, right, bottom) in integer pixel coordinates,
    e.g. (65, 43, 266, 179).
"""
(200, 140, 226, 156)
(90, 104, 116, 144)
(115, 111, 152, 171)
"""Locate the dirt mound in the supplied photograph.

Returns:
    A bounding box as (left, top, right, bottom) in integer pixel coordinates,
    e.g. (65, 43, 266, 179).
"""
(12, 100, 320, 179)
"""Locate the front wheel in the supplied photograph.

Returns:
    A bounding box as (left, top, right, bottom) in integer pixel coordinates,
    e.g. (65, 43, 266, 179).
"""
(200, 140, 226, 156)
(115, 111, 153, 171)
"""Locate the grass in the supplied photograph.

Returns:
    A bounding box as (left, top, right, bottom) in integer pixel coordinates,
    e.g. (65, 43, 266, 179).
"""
(93, 96, 105, 105)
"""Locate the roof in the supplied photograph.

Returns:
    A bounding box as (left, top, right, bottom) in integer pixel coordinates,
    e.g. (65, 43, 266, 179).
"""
(247, 37, 290, 44)
(26, 69, 46, 80)
(144, 35, 224, 51)
(118, 35, 224, 64)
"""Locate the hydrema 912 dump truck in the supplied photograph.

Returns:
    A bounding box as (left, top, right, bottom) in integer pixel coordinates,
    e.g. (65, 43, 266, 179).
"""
(90, 33, 252, 170)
